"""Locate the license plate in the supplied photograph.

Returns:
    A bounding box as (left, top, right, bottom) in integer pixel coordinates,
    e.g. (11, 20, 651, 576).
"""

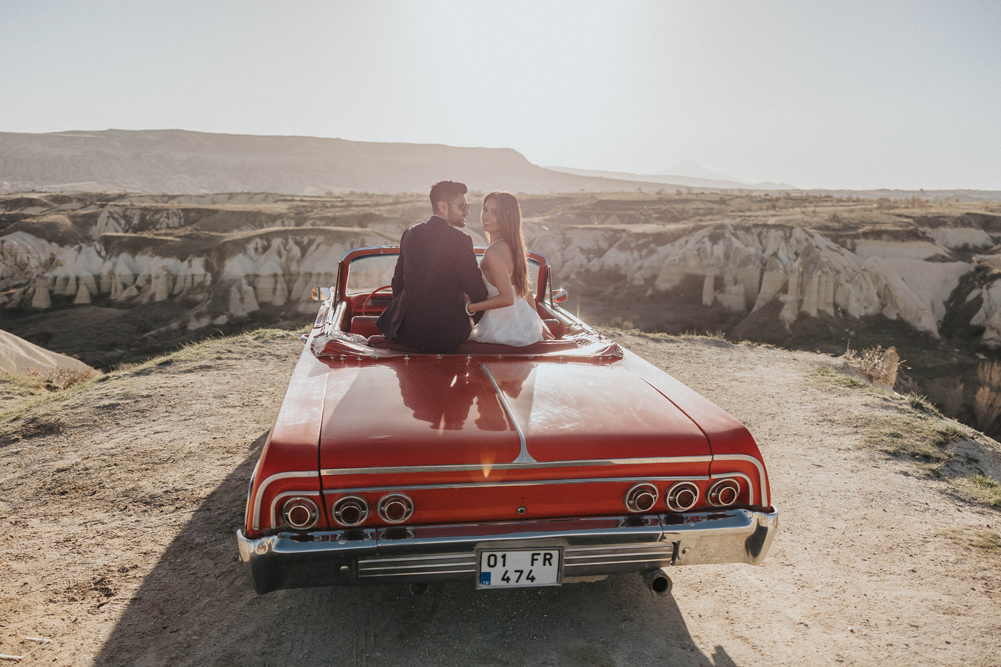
(477, 549, 562, 589)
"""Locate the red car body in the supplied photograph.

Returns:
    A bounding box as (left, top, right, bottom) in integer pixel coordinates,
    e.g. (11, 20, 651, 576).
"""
(237, 246, 777, 594)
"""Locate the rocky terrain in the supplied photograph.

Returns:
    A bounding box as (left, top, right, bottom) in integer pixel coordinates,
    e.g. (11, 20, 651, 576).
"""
(0, 330, 999, 666)
(4, 190, 1001, 430)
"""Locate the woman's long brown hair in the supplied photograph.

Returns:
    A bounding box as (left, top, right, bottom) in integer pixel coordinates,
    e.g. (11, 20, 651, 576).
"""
(484, 191, 530, 297)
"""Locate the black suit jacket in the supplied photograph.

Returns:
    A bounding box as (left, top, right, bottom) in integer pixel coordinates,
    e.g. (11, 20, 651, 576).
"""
(376, 216, 488, 353)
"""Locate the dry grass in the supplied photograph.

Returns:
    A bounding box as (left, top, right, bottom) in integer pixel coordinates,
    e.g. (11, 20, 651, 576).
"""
(977, 360, 1001, 389)
(943, 376, 965, 418)
(843, 345, 900, 388)
(957, 475, 1001, 508)
(972, 386, 1001, 433)
(23, 365, 99, 391)
(944, 527, 1001, 554)
(870, 414, 965, 473)
(816, 366, 870, 390)
(972, 361, 1001, 436)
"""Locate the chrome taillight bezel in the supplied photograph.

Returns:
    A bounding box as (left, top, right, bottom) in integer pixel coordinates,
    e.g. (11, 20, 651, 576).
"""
(281, 497, 320, 530)
(377, 493, 414, 524)
(665, 481, 700, 512)
(332, 495, 370, 527)
(623, 482, 659, 513)
(707, 478, 740, 507)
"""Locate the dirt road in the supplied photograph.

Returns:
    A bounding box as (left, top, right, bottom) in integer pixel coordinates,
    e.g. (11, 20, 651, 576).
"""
(1, 331, 999, 666)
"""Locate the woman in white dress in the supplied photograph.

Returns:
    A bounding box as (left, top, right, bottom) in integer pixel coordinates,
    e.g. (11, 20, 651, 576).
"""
(465, 191, 546, 346)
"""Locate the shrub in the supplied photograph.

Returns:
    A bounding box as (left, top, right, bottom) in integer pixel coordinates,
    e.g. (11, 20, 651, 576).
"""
(843, 345, 900, 388)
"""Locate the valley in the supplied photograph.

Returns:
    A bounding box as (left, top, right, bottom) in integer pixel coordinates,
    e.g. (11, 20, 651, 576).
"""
(4, 190, 1001, 435)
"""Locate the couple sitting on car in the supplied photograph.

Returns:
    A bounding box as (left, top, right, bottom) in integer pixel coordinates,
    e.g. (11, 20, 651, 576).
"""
(375, 180, 546, 353)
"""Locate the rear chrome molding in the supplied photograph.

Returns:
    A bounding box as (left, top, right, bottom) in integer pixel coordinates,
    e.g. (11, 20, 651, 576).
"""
(712, 454, 769, 506)
(320, 455, 715, 477)
(252, 471, 319, 530)
(323, 475, 710, 496)
(237, 507, 778, 594)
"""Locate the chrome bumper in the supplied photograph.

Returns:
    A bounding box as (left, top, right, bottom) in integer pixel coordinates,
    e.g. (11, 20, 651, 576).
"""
(237, 507, 777, 594)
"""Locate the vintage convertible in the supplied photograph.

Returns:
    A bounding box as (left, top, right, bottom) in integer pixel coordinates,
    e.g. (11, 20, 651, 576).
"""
(237, 246, 777, 595)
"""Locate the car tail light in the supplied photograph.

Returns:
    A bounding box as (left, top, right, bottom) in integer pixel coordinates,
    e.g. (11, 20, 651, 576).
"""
(665, 482, 699, 512)
(707, 479, 740, 507)
(624, 483, 659, 513)
(377, 493, 414, 523)
(332, 495, 370, 527)
(282, 497, 319, 530)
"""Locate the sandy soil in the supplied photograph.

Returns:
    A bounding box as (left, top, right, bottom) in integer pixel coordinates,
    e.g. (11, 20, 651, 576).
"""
(1, 331, 999, 666)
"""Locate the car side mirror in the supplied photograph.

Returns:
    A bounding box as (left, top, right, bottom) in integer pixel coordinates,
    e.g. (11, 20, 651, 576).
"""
(552, 288, 568, 304)
(312, 286, 332, 302)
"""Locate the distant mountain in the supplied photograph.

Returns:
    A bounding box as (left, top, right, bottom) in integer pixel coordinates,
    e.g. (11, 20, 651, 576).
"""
(545, 165, 797, 191)
(658, 161, 738, 183)
(0, 129, 671, 196)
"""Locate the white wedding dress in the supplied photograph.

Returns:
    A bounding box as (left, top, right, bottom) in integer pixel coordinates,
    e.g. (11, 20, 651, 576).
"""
(469, 273, 545, 346)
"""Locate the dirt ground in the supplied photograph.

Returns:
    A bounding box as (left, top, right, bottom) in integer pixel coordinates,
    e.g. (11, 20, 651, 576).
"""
(1, 331, 1000, 666)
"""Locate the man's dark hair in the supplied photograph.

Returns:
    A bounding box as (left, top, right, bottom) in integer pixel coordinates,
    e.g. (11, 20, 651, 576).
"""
(429, 181, 467, 213)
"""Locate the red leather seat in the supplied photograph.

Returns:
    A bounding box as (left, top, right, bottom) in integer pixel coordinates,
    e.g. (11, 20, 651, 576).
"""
(542, 319, 564, 338)
(350, 316, 382, 338)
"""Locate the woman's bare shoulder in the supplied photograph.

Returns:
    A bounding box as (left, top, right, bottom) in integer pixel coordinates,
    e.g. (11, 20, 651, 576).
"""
(484, 239, 513, 262)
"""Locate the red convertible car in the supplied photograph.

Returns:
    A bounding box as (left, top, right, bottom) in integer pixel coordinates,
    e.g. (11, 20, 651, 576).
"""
(237, 246, 777, 595)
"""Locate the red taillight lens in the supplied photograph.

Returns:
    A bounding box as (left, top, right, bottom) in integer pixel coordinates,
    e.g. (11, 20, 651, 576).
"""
(377, 493, 414, 523)
(707, 479, 740, 507)
(282, 497, 319, 530)
(332, 495, 370, 527)
(665, 482, 699, 512)
(624, 483, 659, 513)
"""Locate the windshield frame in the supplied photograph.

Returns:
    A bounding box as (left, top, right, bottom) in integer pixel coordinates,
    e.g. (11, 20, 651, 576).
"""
(340, 246, 547, 302)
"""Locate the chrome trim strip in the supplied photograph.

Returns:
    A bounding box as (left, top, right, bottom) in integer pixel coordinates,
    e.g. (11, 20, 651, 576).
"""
(323, 475, 710, 495)
(269, 490, 322, 530)
(253, 471, 319, 530)
(564, 543, 669, 553)
(363, 553, 470, 564)
(565, 553, 671, 561)
(358, 568, 477, 578)
(360, 562, 475, 572)
(712, 454, 769, 506)
(565, 557, 671, 567)
(320, 456, 714, 477)
(481, 364, 535, 463)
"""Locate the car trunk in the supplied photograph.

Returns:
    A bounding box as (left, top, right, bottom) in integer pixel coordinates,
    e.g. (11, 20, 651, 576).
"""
(318, 359, 711, 472)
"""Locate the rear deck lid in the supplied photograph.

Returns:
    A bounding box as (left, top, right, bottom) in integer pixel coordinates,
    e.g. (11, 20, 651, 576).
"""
(318, 359, 710, 471)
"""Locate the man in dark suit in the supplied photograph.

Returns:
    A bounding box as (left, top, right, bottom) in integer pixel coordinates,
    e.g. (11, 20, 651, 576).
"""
(376, 181, 488, 353)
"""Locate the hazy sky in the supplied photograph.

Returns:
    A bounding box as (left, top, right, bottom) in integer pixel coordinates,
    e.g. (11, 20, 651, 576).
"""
(2, 0, 1000, 190)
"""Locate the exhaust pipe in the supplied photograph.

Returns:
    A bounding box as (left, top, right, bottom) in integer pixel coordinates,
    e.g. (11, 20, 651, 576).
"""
(410, 583, 429, 596)
(643, 568, 673, 597)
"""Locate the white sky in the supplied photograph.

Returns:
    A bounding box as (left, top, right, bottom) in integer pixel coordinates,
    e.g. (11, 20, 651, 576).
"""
(1, 0, 999, 190)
